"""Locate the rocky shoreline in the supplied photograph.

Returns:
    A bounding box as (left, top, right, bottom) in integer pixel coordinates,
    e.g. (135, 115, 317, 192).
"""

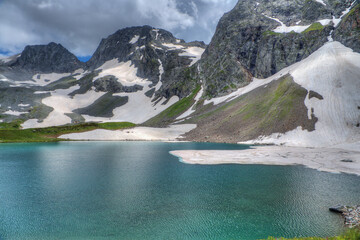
(330, 205, 360, 228)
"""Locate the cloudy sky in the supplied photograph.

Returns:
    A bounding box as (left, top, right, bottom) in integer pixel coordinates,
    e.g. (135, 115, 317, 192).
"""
(0, 0, 237, 60)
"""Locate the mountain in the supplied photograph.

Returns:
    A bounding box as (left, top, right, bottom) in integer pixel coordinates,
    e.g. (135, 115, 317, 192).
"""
(12, 42, 84, 73)
(0, 0, 359, 148)
(177, 0, 360, 147)
(197, 0, 358, 97)
(0, 26, 206, 127)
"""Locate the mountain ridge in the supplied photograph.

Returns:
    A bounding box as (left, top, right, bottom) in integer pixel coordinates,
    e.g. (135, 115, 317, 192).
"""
(0, 0, 359, 148)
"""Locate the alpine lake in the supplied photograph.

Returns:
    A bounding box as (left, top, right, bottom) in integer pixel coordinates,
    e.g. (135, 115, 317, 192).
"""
(0, 141, 359, 240)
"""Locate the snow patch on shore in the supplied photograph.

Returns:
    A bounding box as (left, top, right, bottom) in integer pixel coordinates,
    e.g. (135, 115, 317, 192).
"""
(170, 145, 360, 176)
(59, 124, 196, 141)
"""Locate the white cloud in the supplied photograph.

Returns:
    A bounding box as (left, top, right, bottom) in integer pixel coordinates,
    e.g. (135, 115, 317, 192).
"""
(0, 0, 238, 57)
(136, 0, 195, 30)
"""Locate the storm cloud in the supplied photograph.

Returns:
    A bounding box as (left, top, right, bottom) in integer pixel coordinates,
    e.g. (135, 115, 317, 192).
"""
(0, 0, 237, 58)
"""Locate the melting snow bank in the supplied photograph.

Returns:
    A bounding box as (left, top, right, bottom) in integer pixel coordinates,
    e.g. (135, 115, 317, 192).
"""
(59, 124, 196, 141)
(243, 42, 360, 147)
(170, 144, 360, 176)
(205, 42, 360, 148)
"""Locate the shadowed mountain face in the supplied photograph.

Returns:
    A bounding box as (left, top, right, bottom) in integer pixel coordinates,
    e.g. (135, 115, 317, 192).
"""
(86, 25, 206, 98)
(0, 25, 206, 126)
(87, 26, 179, 70)
(334, 3, 360, 52)
(197, 0, 356, 97)
(12, 42, 84, 73)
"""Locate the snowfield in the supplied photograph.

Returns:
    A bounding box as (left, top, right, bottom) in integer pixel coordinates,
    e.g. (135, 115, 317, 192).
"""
(205, 42, 360, 148)
(31, 73, 71, 86)
(243, 42, 360, 147)
(22, 85, 106, 128)
(170, 145, 360, 176)
(263, 1, 356, 34)
(59, 124, 197, 141)
(163, 43, 205, 66)
(21, 57, 181, 128)
(94, 59, 148, 86)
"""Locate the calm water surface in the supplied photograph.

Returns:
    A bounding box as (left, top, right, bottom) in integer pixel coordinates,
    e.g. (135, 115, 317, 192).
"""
(0, 141, 359, 240)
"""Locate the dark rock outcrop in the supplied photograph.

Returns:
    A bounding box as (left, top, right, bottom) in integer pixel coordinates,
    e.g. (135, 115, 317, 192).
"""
(330, 205, 360, 228)
(12, 42, 83, 73)
(93, 76, 143, 93)
(74, 93, 129, 118)
(86, 25, 206, 99)
(334, 3, 360, 53)
(87, 26, 176, 70)
(198, 0, 352, 97)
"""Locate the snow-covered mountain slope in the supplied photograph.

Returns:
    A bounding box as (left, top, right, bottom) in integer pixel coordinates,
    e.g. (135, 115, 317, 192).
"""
(0, 26, 205, 128)
(243, 41, 360, 147)
(184, 41, 360, 147)
(0, 1, 359, 149)
(197, 0, 358, 97)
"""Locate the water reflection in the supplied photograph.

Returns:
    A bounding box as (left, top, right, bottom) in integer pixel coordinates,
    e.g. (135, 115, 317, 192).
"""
(0, 142, 358, 240)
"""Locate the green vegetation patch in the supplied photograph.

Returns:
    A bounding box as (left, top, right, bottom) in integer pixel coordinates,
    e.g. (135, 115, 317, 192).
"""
(185, 75, 316, 143)
(74, 93, 128, 118)
(45, 76, 78, 91)
(264, 228, 360, 240)
(262, 30, 283, 37)
(145, 85, 201, 126)
(69, 71, 100, 96)
(303, 22, 324, 33)
(0, 122, 135, 143)
(342, 3, 360, 25)
(0, 119, 24, 130)
(27, 104, 54, 121)
(238, 75, 307, 126)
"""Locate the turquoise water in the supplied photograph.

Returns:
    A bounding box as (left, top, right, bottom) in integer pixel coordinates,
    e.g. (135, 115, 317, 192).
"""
(0, 142, 359, 240)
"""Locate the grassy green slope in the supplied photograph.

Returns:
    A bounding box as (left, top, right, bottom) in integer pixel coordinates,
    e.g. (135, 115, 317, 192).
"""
(0, 122, 135, 143)
(264, 228, 360, 240)
(144, 85, 201, 127)
(185, 75, 317, 143)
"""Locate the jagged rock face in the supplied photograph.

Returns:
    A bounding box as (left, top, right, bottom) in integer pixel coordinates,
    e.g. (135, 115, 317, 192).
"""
(0, 25, 206, 126)
(12, 42, 83, 73)
(93, 76, 143, 93)
(334, 3, 360, 53)
(254, 27, 332, 77)
(198, 0, 352, 97)
(87, 25, 206, 98)
(87, 26, 177, 69)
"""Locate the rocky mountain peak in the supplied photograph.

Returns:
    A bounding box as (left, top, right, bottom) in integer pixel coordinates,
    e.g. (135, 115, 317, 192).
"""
(198, 0, 356, 97)
(12, 42, 83, 73)
(84, 25, 206, 99)
(86, 25, 194, 69)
